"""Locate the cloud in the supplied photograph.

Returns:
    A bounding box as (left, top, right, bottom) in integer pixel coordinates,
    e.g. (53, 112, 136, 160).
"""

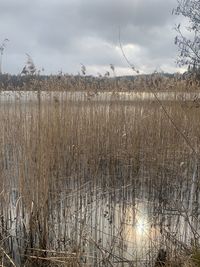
(0, 0, 185, 75)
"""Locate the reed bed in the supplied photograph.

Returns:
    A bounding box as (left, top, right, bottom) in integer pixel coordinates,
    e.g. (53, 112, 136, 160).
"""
(2, 71, 200, 92)
(0, 75, 200, 266)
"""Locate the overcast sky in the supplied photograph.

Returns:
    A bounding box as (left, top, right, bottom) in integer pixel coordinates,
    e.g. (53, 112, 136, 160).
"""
(0, 0, 187, 76)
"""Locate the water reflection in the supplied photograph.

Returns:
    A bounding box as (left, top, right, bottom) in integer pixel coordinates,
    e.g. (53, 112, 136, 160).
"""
(6, 176, 198, 266)
(94, 199, 161, 265)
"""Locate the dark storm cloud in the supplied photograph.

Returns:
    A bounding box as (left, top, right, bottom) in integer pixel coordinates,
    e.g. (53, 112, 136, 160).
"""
(0, 0, 184, 74)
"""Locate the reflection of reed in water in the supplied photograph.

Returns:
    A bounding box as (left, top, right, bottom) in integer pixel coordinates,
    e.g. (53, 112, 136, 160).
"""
(154, 249, 167, 266)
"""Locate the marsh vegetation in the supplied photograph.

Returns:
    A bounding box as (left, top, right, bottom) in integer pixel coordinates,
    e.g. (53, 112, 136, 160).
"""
(0, 74, 200, 266)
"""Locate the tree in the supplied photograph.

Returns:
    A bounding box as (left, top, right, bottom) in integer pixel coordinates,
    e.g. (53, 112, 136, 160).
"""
(173, 0, 200, 72)
(80, 63, 86, 75)
(0, 38, 9, 74)
(21, 54, 36, 75)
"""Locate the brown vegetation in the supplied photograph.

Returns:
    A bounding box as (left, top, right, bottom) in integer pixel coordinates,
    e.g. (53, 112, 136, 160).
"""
(1, 72, 200, 92)
(0, 75, 199, 266)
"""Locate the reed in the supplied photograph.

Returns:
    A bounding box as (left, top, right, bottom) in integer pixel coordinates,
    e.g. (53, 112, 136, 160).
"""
(0, 75, 199, 266)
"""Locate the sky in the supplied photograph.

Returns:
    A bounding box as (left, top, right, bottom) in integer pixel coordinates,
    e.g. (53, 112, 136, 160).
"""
(0, 0, 187, 76)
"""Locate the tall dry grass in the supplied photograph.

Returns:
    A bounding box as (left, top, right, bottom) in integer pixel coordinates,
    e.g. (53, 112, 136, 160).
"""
(0, 75, 199, 266)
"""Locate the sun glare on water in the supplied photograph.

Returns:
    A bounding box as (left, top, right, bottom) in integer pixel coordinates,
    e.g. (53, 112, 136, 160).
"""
(135, 216, 149, 235)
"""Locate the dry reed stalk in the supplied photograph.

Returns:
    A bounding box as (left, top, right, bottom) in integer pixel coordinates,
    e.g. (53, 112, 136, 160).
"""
(0, 76, 199, 266)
